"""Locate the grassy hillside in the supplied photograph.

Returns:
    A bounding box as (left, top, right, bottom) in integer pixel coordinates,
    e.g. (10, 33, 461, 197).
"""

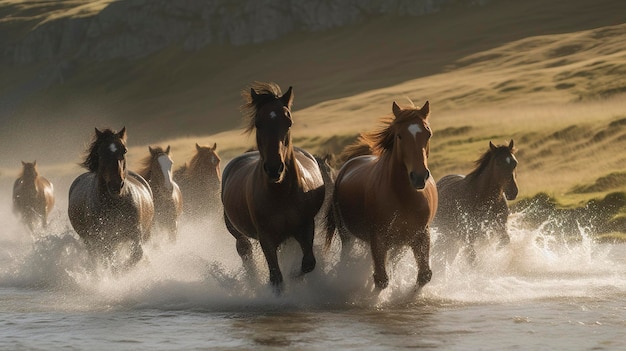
(1, 0, 626, 235)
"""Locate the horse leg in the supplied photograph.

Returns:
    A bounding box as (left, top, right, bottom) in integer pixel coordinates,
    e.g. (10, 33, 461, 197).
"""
(168, 221, 178, 243)
(224, 213, 252, 260)
(258, 236, 283, 293)
(337, 227, 355, 263)
(167, 213, 178, 243)
(295, 220, 316, 275)
(127, 238, 143, 268)
(412, 228, 433, 288)
(370, 238, 389, 289)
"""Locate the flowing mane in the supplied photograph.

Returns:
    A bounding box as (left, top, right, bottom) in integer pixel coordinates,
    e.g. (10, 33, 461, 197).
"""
(80, 128, 124, 172)
(340, 101, 427, 161)
(466, 143, 517, 181)
(241, 81, 284, 134)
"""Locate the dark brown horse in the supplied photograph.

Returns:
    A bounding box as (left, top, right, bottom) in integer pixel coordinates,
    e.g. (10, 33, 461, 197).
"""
(325, 101, 437, 290)
(138, 145, 183, 242)
(221, 82, 326, 291)
(433, 140, 518, 263)
(173, 143, 221, 219)
(68, 127, 154, 268)
(12, 161, 55, 232)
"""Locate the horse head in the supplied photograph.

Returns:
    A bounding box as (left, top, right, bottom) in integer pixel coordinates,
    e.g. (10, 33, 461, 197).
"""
(194, 142, 220, 178)
(20, 160, 38, 181)
(391, 100, 432, 190)
(489, 139, 518, 200)
(95, 127, 128, 196)
(250, 85, 294, 183)
(149, 145, 174, 192)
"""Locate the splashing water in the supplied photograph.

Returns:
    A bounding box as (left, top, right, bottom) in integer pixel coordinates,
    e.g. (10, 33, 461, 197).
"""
(1, 188, 625, 350)
(1, 199, 624, 312)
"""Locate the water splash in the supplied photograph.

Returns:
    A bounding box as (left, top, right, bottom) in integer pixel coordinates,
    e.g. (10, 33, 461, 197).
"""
(1, 203, 625, 312)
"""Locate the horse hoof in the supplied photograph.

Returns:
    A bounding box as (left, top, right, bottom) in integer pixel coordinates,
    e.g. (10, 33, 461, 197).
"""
(236, 239, 253, 259)
(373, 274, 389, 290)
(301, 256, 316, 274)
(418, 269, 432, 287)
(270, 279, 284, 296)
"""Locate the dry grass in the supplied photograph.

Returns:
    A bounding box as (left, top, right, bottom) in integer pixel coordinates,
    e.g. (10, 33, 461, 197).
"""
(1, 0, 626, 227)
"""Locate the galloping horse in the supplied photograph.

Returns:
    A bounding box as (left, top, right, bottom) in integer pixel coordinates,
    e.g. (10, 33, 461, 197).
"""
(173, 143, 221, 219)
(221, 82, 326, 291)
(138, 145, 182, 242)
(12, 161, 55, 232)
(433, 140, 518, 263)
(68, 127, 154, 268)
(325, 101, 437, 290)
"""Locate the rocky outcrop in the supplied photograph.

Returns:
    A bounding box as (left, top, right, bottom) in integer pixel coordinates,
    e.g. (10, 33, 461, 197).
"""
(3, 0, 487, 64)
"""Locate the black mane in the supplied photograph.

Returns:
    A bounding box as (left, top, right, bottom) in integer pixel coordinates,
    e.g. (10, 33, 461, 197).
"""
(81, 129, 122, 172)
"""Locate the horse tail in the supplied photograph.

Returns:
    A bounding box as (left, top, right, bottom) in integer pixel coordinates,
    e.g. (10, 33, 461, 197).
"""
(323, 199, 338, 251)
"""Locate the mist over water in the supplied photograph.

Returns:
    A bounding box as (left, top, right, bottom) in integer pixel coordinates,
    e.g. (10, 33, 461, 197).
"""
(1, 183, 625, 349)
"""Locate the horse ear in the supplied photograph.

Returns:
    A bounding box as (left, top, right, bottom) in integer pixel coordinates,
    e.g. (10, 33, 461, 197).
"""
(508, 139, 515, 150)
(165, 145, 171, 154)
(421, 101, 430, 116)
(489, 141, 496, 151)
(196, 143, 201, 151)
(148, 146, 155, 154)
(33, 160, 37, 166)
(212, 142, 217, 151)
(281, 86, 294, 108)
(118, 127, 127, 140)
(250, 88, 259, 102)
(95, 128, 103, 137)
(392, 101, 402, 118)
(22, 160, 26, 166)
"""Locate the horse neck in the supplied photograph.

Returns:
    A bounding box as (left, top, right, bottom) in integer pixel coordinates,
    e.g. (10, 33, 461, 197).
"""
(18, 174, 39, 194)
(187, 163, 219, 192)
(467, 165, 505, 200)
(283, 144, 303, 186)
(378, 150, 410, 191)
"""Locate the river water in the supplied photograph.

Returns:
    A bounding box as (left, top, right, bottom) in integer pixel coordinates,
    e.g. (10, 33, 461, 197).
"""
(1, 190, 625, 350)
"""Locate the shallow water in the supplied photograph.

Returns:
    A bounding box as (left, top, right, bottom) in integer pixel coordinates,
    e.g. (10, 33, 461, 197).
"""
(1, 192, 625, 350)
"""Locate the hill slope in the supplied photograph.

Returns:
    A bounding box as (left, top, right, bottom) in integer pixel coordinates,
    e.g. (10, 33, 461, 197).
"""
(1, 0, 625, 166)
(1, 0, 626, 219)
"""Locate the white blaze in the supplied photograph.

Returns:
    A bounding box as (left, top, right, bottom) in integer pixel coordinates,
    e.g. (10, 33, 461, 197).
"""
(506, 157, 511, 164)
(408, 124, 422, 139)
(157, 155, 174, 190)
(109, 143, 117, 153)
(269, 111, 277, 119)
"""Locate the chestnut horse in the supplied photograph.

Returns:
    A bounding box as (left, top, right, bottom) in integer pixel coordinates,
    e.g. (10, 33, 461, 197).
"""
(325, 101, 437, 290)
(68, 128, 154, 268)
(12, 161, 55, 232)
(138, 145, 183, 242)
(173, 143, 221, 219)
(433, 140, 518, 263)
(221, 82, 326, 291)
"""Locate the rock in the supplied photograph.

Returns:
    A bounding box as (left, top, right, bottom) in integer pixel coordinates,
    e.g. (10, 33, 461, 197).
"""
(2, 0, 485, 64)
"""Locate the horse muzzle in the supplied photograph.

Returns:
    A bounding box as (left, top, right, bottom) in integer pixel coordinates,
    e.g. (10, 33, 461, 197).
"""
(264, 162, 285, 183)
(505, 188, 518, 201)
(106, 180, 124, 196)
(409, 170, 430, 190)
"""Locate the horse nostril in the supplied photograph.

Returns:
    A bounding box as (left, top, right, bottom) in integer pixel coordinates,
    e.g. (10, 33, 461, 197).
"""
(409, 171, 427, 189)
